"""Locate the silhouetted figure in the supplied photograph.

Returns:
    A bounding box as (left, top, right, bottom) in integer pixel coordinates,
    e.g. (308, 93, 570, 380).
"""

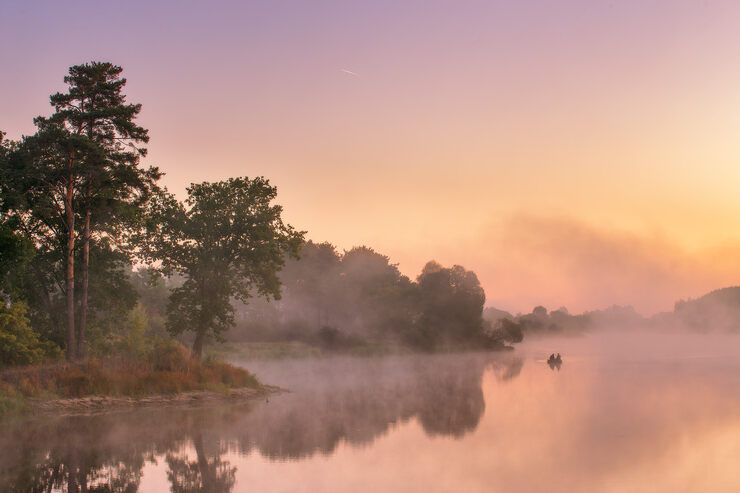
(547, 353, 562, 371)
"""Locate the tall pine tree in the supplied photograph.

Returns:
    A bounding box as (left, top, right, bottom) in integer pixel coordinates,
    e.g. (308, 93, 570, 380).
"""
(36, 62, 160, 358)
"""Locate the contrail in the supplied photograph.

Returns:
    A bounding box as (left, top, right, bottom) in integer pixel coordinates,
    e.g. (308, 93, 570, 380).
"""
(340, 68, 359, 77)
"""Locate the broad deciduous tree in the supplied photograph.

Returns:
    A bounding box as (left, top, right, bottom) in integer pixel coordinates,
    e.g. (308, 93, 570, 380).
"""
(144, 177, 303, 358)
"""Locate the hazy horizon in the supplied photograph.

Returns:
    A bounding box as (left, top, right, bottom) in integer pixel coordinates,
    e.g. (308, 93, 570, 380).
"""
(4, 0, 740, 314)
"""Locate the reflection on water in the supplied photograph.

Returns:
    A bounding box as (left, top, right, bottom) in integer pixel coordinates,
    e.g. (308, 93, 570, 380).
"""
(3, 333, 740, 492)
(0, 353, 519, 492)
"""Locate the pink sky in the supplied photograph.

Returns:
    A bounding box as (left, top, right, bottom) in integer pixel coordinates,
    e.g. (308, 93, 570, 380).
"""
(3, 0, 740, 314)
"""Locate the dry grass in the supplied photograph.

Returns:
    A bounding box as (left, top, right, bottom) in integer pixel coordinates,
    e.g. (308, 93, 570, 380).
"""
(0, 342, 260, 400)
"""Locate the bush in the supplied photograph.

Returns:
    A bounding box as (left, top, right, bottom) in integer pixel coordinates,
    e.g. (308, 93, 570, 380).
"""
(0, 355, 260, 400)
(115, 303, 150, 360)
(0, 383, 29, 416)
(149, 338, 192, 371)
(0, 302, 60, 368)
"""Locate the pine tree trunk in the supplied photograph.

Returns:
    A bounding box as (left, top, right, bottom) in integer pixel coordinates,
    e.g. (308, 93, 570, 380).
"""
(77, 209, 90, 360)
(65, 174, 76, 362)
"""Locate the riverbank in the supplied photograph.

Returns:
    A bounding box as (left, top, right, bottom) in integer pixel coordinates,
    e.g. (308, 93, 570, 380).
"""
(29, 385, 281, 414)
(0, 344, 266, 417)
(211, 339, 513, 362)
(209, 340, 414, 361)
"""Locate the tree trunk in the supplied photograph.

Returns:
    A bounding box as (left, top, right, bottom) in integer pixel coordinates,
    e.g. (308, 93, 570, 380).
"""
(65, 174, 76, 362)
(193, 431, 214, 490)
(30, 262, 62, 338)
(192, 331, 205, 360)
(192, 275, 207, 360)
(77, 209, 90, 360)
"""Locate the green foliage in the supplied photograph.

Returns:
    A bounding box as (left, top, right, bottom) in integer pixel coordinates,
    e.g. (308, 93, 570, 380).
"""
(0, 384, 30, 417)
(487, 318, 524, 344)
(339, 246, 418, 336)
(129, 267, 171, 337)
(89, 302, 151, 361)
(39, 61, 160, 221)
(256, 242, 418, 342)
(234, 247, 516, 352)
(0, 218, 34, 300)
(81, 241, 139, 350)
(409, 261, 487, 350)
(149, 338, 193, 372)
(144, 177, 304, 358)
(0, 303, 60, 368)
(0, 62, 161, 361)
(0, 125, 96, 352)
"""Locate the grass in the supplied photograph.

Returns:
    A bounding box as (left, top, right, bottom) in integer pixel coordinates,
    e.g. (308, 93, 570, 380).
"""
(210, 341, 324, 360)
(0, 383, 30, 416)
(0, 342, 261, 417)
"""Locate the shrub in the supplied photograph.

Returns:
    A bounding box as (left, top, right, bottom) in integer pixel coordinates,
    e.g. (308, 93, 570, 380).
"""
(0, 383, 29, 416)
(0, 303, 60, 368)
(149, 338, 192, 371)
(115, 303, 151, 360)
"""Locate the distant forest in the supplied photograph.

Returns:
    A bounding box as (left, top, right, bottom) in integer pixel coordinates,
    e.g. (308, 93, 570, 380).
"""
(484, 286, 740, 336)
(137, 241, 524, 352)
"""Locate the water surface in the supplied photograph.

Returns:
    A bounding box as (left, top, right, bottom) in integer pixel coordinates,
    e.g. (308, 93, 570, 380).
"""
(2, 332, 740, 492)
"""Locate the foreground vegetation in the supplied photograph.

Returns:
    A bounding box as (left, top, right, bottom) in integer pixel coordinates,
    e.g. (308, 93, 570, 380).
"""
(0, 340, 260, 417)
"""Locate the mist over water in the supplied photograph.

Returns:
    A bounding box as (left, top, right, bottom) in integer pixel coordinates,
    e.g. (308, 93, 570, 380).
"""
(2, 330, 740, 492)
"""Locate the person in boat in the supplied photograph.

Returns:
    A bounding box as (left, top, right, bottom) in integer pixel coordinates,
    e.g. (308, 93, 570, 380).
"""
(556, 353, 562, 363)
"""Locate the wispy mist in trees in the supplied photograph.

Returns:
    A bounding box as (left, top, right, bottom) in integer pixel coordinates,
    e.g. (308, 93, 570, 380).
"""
(228, 242, 519, 350)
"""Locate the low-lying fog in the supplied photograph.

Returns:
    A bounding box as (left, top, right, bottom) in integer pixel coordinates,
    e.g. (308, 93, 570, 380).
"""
(3, 330, 740, 492)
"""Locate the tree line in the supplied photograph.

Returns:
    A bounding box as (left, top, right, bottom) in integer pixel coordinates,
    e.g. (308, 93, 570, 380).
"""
(1, 62, 301, 363)
(0, 61, 520, 367)
(226, 241, 523, 350)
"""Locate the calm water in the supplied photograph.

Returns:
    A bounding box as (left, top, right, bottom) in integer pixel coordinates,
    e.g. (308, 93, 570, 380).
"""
(2, 332, 740, 492)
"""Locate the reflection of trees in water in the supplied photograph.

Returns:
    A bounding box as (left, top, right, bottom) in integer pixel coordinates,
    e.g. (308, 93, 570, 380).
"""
(231, 354, 523, 457)
(0, 419, 146, 493)
(415, 368, 485, 438)
(167, 431, 235, 493)
(0, 354, 522, 492)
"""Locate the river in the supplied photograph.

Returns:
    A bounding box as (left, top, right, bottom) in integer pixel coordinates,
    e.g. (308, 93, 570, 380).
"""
(2, 331, 740, 492)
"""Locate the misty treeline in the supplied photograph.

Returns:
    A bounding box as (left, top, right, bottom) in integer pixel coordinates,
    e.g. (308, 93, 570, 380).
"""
(487, 285, 740, 336)
(0, 61, 517, 368)
(484, 305, 643, 337)
(216, 242, 523, 350)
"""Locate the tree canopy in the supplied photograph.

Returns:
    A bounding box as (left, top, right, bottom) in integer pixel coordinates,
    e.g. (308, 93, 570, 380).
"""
(0, 62, 160, 360)
(144, 177, 304, 358)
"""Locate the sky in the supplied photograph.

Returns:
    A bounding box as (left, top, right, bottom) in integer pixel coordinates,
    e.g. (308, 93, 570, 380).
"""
(2, 0, 740, 315)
